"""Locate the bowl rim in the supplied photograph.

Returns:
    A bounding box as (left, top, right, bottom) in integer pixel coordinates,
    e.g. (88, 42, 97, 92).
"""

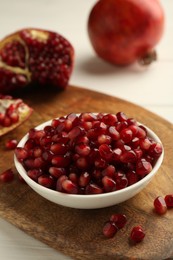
(14, 116, 164, 200)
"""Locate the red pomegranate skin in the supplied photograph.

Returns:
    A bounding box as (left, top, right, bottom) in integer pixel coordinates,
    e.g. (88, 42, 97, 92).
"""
(88, 0, 164, 65)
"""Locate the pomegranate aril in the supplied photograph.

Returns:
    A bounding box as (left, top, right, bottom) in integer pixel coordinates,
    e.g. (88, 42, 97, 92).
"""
(49, 167, 66, 178)
(38, 175, 54, 188)
(75, 143, 91, 156)
(102, 176, 116, 192)
(50, 143, 68, 155)
(154, 196, 167, 214)
(108, 126, 120, 140)
(148, 142, 163, 158)
(85, 183, 103, 194)
(78, 172, 90, 187)
(68, 126, 84, 140)
(120, 128, 133, 143)
(56, 175, 68, 192)
(110, 214, 127, 229)
(126, 171, 138, 186)
(5, 139, 18, 149)
(136, 126, 147, 139)
(165, 194, 173, 208)
(102, 165, 116, 178)
(69, 172, 78, 184)
(15, 147, 28, 161)
(139, 138, 151, 150)
(116, 176, 128, 190)
(61, 179, 78, 194)
(33, 147, 42, 157)
(0, 168, 14, 182)
(98, 134, 111, 145)
(130, 226, 145, 243)
(116, 112, 127, 122)
(27, 169, 42, 181)
(76, 157, 88, 169)
(103, 221, 118, 238)
(102, 113, 118, 125)
(52, 155, 70, 167)
(99, 144, 112, 160)
(80, 112, 97, 122)
(120, 150, 137, 163)
(136, 158, 152, 177)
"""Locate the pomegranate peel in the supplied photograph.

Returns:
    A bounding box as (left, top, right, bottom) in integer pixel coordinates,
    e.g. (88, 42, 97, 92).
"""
(0, 95, 33, 136)
(0, 28, 74, 93)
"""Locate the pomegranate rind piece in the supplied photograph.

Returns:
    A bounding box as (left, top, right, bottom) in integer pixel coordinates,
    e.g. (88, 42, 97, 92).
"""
(0, 97, 33, 136)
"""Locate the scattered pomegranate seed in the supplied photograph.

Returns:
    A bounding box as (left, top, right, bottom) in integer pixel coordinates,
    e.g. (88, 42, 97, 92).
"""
(165, 194, 173, 208)
(154, 196, 167, 215)
(15, 112, 163, 195)
(5, 139, 18, 149)
(0, 168, 14, 183)
(130, 226, 145, 243)
(110, 213, 127, 229)
(103, 221, 118, 238)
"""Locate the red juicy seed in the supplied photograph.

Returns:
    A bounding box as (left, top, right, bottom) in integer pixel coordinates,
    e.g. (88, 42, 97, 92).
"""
(99, 144, 113, 160)
(61, 179, 78, 194)
(76, 157, 88, 169)
(110, 214, 127, 229)
(24, 139, 35, 150)
(136, 159, 152, 177)
(112, 148, 122, 161)
(0, 168, 14, 183)
(116, 176, 128, 190)
(102, 165, 116, 178)
(42, 150, 53, 161)
(50, 143, 68, 155)
(128, 125, 139, 136)
(120, 128, 133, 143)
(136, 126, 147, 139)
(165, 194, 173, 208)
(68, 173, 78, 184)
(56, 175, 68, 192)
(44, 125, 55, 135)
(34, 157, 45, 168)
(78, 172, 90, 187)
(38, 175, 54, 188)
(80, 121, 92, 131)
(134, 148, 143, 159)
(130, 226, 145, 243)
(85, 183, 103, 194)
(75, 136, 89, 145)
(23, 158, 35, 169)
(27, 169, 42, 181)
(15, 147, 28, 161)
(102, 114, 118, 125)
(9, 112, 19, 123)
(92, 169, 102, 180)
(2, 116, 12, 127)
(154, 196, 167, 214)
(5, 139, 18, 149)
(94, 157, 107, 169)
(126, 171, 138, 186)
(148, 142, 163, 158)
(52, 155, 70, 167)
(68, 126, 84, 140)
(103, 221, 118, 238)
(120, 150, 137, 163)
(130, 137, 140, 149)
(116, 121, 128, 132)
(33, 147, 42, 157)
(80, 112, 97, 122)
(127, 118, 137, 126)
(98, 134, 111, 145)
(116, 112, 127, 122)
(139, 138, 151, 150)
(75, 143, 91, 156)
(49, 167, 66, 178)
(102, 176, 116, 192)
(108, 126, 120, 140)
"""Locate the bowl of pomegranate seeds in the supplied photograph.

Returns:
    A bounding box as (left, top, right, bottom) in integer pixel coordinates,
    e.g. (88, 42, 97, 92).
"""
(14, 112, 164, 209)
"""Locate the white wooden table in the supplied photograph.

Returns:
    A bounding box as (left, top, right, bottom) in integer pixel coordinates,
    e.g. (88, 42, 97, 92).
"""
(0, 0, 172, 259)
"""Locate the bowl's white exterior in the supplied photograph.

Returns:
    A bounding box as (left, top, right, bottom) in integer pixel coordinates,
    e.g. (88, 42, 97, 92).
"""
(14, 119, 164, 209)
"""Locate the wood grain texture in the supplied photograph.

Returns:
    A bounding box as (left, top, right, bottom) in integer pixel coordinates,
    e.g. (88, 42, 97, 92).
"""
(0, 86, 173, 260)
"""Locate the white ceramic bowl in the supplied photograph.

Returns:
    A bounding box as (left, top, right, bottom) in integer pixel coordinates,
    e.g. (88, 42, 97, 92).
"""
(14, 118, 164, 209)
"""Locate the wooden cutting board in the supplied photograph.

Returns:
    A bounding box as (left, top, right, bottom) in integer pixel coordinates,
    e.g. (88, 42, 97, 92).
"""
(0, 86, 173, 260)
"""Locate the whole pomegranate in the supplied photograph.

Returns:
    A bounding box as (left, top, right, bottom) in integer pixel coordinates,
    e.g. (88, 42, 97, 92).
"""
(0, 28, 74, 94)
(88, 0, 164, 65)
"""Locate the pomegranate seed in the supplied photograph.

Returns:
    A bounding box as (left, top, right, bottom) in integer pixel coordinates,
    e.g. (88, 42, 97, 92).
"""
(102, 176, 116, 192)
(130, 226, 145, 243)
(98, 134, 111, 145)
(75, 143, 91, 156)
(49, 167, 66, 178)
(56, 175, 68, 192)
(99, 144, 112, 160)
(136, 126, 146, 139)
(102, 113, 118, 125)
(120, 150, 137, 163)
(148, 143, 163, 158)
(110, 213, 127, 229)
(27, 169, 42, 181)
(85, 183, 103, 194)
(116, 112, 127, 122)
(78, 172, 90, 187)
(15, 147, 28, 161)
(102, 165, 116, 178)
(52, 155, 70, 167)
(165, 194, 173, 208)
(0, 168, 14, 182)
(61, 179, 78, 194)
(154, 196, 167, 214)
(120, 128, 133, 143)
(103, 221, 118, 238)
(38, 175, 54, 188)
(126, 171, 138, 186)
(108, 126, 120, 140)
(5, 139, 18, 149)
(136, 159, 152, 177)
(69, 173, 78, 184)
(50, 143, 68, 155)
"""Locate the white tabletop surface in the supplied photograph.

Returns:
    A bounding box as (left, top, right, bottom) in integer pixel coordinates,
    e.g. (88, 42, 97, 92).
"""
(0, 0, 172, 259)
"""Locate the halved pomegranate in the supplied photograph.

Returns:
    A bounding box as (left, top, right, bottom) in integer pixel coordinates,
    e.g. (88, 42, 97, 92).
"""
(0, 28, 74, 93)
(0, 94, 33, 136)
